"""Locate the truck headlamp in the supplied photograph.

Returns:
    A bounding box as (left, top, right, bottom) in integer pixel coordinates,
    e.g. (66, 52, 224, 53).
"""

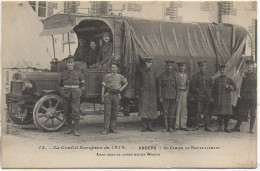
(12, 73, 23, 82)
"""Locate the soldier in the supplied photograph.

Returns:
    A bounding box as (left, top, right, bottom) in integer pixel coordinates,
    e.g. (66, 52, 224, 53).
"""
(231, 59, 256, 133)
(57, 55, 85, 136)
(96, 32, 113, 66)
(86, 40, 98, 68)
(212, 64, 236, 133)
(190, 60, 213, 132)
(136, 57, 158, 132)
(101, 61, 128, 134)
(175, 62, 190, 131)
(158, 60, 178, 133)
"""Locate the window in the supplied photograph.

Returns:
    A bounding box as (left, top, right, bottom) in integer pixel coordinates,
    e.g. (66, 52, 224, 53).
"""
(38, 1, 46, 17)
(29, 1, 48, 18)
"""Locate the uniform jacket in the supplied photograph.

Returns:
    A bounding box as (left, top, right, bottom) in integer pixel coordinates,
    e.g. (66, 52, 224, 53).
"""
(135, 67, 158, 119)
(240, 71, 257, 99)
(57, 69, 85, 98)
(158, 70, 178, 99)
(190, 71, 213, 99)
(86, 49, 97, 67)
(97, 42, 113, 65)
(212, 75, 236, 115)
(176, 72, 189, 91)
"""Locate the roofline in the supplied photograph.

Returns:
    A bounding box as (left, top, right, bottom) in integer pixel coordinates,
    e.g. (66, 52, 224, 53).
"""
(44, 13, 247, 28)
(42, 13, 248, 32)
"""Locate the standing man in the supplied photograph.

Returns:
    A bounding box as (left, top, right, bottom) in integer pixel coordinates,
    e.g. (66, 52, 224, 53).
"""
(136, 57, 158, 132)
(158, 60, 178, 133)
(175, 62, 190, 131)
(57, 55, 85, 136)
(213, 65, 236, 133)
(97, 32, 113, 66)
(190, 60, 213, 132)
(101, 61, 128, 134)
(231, 59, 256, 133)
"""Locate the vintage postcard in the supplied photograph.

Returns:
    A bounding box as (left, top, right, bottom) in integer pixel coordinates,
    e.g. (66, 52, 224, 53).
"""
(1, 0, 257, 169)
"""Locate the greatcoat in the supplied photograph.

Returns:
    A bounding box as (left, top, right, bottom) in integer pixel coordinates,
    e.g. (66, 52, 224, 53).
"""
(135, 67, 158, 119)
(212, 75, 236, 115)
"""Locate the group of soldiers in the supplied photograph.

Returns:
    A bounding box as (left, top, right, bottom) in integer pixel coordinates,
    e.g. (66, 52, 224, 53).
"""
(74, 32, 113, 68)
(57, 55, 256, 136)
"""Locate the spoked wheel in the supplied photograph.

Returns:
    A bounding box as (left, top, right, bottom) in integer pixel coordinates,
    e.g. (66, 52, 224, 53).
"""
(33, 94, 66, 131)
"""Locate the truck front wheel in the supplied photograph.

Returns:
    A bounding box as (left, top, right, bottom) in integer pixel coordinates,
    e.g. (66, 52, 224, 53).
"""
(33, 94, 66, 131)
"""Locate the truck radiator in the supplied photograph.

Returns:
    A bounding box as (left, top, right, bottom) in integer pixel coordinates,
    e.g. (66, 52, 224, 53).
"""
(10, 82, 23, 96)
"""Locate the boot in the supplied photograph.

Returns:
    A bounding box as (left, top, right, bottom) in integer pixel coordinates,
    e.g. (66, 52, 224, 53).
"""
(162, 119, 168, 132)
(249, 115, 256, 133)
(181, 127, 190, 131)
(215, 117, 223, 132)
(230, 116, 243, 132)
(224, 117, 231, 133)
(204, 117, 213, 132)
(168, 118, 174, 133)
(147, 119, 156, 132)
(101, 129, 109, 134)
(110, 126, 119, 133)
(64, 118, 73, 134)
(110, 119, 118, 133)
(172, 118, 178, 131)
(192, 113, 199, 131)
(141, 118, 147, 132)
(73, 119, 80, 136)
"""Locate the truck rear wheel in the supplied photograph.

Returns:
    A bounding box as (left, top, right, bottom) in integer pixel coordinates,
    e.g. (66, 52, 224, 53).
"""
(33, 94, 66, 131)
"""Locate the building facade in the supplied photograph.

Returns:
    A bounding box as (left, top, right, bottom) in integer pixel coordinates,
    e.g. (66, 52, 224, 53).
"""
(29, 1, 257, 60)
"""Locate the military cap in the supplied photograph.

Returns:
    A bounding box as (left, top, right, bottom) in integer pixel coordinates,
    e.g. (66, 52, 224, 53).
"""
(110, 60, 120, 67)
(177, 61, 187, 66)
(102, 32, 110, 37)
(245, 59, 255, 65)
(165, 60, 175, 64)
(197, 60, 207, 66)
(219, 64, 227, 69)
(89, 40, 96, 43)
(143, 57, 153, 62)
(65, 55, 75, 63)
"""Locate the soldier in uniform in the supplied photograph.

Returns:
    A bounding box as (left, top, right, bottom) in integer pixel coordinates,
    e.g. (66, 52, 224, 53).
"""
(96, 32, 113, 66)
(101, 61, 128, 134)
(57, 55, 85, 136)
(136, 57, 158, 132)
(212, 64, 236, 133)
(190, 60, 213, 132)
(158, 60, 178, 133)
(86, 40, 98, 68)
(175, 62, 190, 131)
(231, 59, 256, 133)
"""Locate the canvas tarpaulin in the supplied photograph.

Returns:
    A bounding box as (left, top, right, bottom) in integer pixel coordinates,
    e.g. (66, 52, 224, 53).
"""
(121, 18, 248, 106)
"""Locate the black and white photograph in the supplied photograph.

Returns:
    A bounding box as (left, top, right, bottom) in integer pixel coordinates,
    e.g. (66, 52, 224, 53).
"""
(1, 0, 257, 168)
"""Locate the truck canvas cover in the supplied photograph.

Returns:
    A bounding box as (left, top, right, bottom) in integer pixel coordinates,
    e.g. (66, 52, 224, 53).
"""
(121, 18, 248, 105)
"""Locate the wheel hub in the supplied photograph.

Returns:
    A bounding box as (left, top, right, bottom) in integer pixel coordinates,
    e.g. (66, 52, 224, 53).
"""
(46, 108, 56, 118)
